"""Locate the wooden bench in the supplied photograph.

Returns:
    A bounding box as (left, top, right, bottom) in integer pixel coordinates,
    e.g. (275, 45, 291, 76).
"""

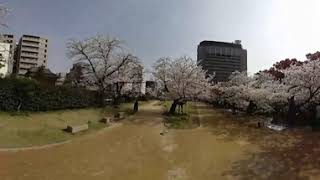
(66, 124, 89, 134)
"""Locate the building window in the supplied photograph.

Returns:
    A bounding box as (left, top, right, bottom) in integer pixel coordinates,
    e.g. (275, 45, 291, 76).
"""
(45, 44, 47, 47)
(44, 49, 47, 53)
(44, 55, 47, 58)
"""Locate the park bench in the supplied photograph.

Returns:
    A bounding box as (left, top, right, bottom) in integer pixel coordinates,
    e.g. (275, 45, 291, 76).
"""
(66, 124, 89, 134)
(113, 112, 125, 121)
(100, 116, 112, 124)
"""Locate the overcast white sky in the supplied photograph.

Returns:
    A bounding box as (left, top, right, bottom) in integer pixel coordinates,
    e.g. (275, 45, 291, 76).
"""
(3, 0, 320, 74)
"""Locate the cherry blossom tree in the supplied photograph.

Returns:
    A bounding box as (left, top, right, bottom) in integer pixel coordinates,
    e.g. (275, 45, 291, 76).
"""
(212, 71, 289, 116)
(262, 58, 303, 81)
(67, 35, 142, 105)
(109, 60, 143, 102)
(249, 72, 290, 118)
(212, 71, 253, 113)
(281, 56, 320, 124)
(209, 51, 320, 125)
(152, 56, 211, 114)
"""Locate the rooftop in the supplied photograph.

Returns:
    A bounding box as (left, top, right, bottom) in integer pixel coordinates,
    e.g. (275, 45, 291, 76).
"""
(22, 35, 41, 39)
(199, 40, 243, 48)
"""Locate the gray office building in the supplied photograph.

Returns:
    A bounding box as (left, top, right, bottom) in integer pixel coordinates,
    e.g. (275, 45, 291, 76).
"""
(197, 40, 247, 82)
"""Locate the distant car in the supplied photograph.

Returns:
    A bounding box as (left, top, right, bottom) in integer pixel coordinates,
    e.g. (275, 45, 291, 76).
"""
(104, 98, 113, 105)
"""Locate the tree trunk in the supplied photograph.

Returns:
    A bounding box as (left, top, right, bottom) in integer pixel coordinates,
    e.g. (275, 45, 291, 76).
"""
(169, 100, 178, 114)
(246, 100, 256, 115)
(98, 91, 105, 106)
(232, 103, 236, 115)
(287, 96, 297, 126)
(272, 111, 279, 124)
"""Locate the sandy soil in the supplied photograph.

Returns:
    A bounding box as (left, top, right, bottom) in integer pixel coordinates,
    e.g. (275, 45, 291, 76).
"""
(0, 101, 318, 180)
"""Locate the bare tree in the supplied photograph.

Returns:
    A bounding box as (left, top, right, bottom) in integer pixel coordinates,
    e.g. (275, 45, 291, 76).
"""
(66, 35, 141, 105)
(0, 5, 8, 28)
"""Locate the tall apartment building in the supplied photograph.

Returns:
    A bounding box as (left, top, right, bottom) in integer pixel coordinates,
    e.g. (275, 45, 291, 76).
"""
(0, 42, 11, 77)
(197, 40, 247, 82)
(16, 35, 48, 75)
(0, 34, 16, 75)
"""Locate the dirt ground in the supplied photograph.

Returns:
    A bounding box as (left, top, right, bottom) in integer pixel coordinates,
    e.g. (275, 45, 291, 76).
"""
(0, 101, 319, 180)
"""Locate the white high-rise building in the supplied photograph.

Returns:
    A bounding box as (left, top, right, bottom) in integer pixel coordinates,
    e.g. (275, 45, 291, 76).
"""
(0, 42, 11, 77)
(0, 34, 16, 75)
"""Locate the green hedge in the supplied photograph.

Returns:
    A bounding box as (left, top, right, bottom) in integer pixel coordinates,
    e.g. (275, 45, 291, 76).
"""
(0, 78, 100, 111)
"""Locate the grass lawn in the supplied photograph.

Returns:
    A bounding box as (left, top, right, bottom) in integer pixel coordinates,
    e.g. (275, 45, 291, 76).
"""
(0, 103, 133, 148)
(161, 101, 200, 129)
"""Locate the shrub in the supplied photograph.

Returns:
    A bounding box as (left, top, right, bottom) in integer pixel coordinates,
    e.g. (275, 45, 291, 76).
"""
(0, 77, 100, 112)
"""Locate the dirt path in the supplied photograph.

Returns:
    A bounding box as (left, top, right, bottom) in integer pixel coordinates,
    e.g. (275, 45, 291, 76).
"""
(0, 101, 261, 180)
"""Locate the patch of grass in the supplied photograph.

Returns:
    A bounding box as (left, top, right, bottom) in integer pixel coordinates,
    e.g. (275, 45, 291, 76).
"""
(103, 103, 135, 116)
(0, 103, 132, 148)
(162, 101, 172, 110)
(162, 101, 199, 129)
(164, 113, 192, 129)
(120, 103, 136, 115)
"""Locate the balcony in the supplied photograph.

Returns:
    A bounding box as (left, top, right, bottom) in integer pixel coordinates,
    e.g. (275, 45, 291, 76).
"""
(18, 69, 28, 75)
(21, 52, 38, 58)
(19, 63, 33, 69)
(21, 41, 39, 47)
(21, 47, 39, 53)
(20, 58, 37, 64)
(22, 36, 40, 42)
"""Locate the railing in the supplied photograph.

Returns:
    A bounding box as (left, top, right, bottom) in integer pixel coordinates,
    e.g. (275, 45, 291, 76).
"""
(20, 58, 37, 64)
(21, 47, 39, 53)
(19, 63, 33, 69)
(21, 41, 39, 47)
(22, 36, 40, 41)
(21, 53, 38, 58)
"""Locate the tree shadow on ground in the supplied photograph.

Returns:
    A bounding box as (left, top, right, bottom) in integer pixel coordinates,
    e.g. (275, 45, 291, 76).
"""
(222, 133, 320, 180)
(198, 104, 320, 179)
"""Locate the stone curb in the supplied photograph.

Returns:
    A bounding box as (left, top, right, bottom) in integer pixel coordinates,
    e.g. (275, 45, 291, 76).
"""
(0, 140, 72, 152)
(0, 123, 123, 152)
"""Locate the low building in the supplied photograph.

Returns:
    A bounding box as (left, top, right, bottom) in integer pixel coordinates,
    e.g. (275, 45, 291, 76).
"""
(25, 66, 58, 86)
(64, 62, 88, 87)
(55, 72, 66, 86)
(145, 81, 157, 97)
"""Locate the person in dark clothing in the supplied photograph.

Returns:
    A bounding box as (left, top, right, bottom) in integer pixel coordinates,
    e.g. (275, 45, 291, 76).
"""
(133, 100, 139, 113)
